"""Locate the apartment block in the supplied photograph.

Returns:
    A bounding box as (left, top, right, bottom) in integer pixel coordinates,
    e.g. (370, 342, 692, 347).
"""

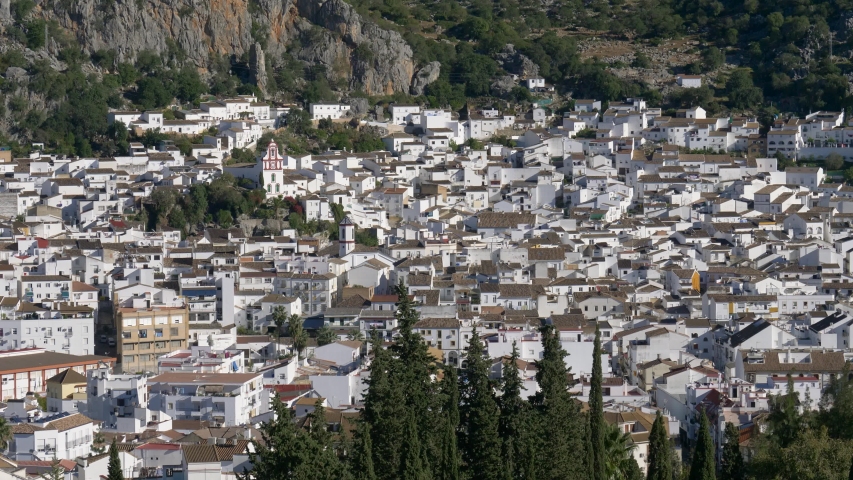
(116, 306, 189, 373)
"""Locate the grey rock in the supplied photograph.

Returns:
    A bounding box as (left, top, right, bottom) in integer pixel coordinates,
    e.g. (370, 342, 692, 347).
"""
(345, 96, 369, 116)
(38, 0, 417, 95)
(490, 75, 517, 96)
(0, 0, 10, 26)
(249, 42, 268, 97)
(410, 61, 441, 96)
(4, 66, 27, 82)
(495, 44, 539, 78)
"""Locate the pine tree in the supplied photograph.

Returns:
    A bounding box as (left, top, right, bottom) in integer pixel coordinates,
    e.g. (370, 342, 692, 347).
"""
(498, 342, 533, 480)
(351, 421, 377, 480)
(689, 409, 716, 480)
(646, 412, 672, 480)
(459, 328, 503, 480)
(438, 365, 460, 480)
(589, 322, 605, 480)
(720, 422, 744, 480)
(531, 325, 586, 480)
(107, 439, 123, 480)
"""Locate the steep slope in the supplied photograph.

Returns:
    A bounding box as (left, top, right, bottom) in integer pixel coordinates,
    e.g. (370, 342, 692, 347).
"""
(27, 0, 420, 95)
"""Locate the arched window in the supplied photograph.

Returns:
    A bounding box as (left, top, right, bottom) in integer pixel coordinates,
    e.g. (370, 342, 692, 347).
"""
(275, 184, 280, 193)
(816, 227, 823, 234)
(807, 227, 813, 235)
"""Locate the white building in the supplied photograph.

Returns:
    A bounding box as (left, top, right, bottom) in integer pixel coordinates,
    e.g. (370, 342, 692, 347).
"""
(86, 363, 151, 433)
(149, 372, 268, 427)
(310, 103, 351, 120)
(8, 411, 97, 461)
(390, 105, 421, 125)
(676, 75, 702, 88)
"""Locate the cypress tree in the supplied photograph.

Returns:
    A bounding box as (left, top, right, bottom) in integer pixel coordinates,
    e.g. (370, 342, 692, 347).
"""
(438, 365, 460, 480)
(363, 282, 440, 479)
(498, 342, 533, 480)
(689, 409, 716, 480)
(304, 401, 350, 479)
(393, 281, 441, 474)
(589, 322, 605, 480)
(351, 421, 377, 480)
(107, 439, 123, 480)
(242, 397, 304, 479)
(400, 414, 430, 480)
(362, 329, 407, 479)
(646, 412, 672, 480)
(459, 328, 503, 480)
(720, 422, 744, 480)
(531, 325, 586, 480)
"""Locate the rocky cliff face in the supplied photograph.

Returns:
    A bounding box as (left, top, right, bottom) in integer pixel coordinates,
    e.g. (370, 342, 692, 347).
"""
(36, 0, 431, 96)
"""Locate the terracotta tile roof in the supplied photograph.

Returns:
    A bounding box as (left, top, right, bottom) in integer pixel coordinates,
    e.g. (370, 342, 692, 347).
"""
(477, 212, 537, 228)
(46, 413, 95, 432)
(741, 350, 847, 373)
(182, 445, 219, 463)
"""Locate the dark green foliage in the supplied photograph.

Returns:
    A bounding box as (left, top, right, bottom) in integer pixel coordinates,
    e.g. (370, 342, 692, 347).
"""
(400, 410, 430, 480)
(702, 47, 725, 70)
(107, 440, 123, 480)
(241, 397, 349, 480)
(351, 421, 377, 480)
(317, 324, 336, 346)
(632, 51, 652, 69)
(362, 284, 440, 480)
(721, 423, 744, 480)
(459, 329, 503, 480)
(438, 365, 460, 480)
(25, 19, 45, 49)
(826, 153, 845, 171)
(355, 229, 379, 246)
(136, 76, 173, 109)
(768, 377, 805, 448)
(531, 325, 586, 480)
(726, 69, 763, 110)
(589, 323, 605, 480)
(498, 343, 533, 479)
(647, 412, 672, 480)
(689, 410, 716, 480)
(820, 364, 853, 440)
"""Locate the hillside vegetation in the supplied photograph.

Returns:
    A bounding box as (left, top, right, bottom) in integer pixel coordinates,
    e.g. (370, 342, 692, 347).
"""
(0, 0, 847, 157)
